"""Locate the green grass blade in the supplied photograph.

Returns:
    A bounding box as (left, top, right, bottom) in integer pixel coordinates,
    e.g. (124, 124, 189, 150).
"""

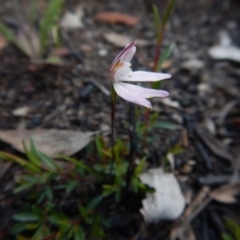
(152, 4, 162, 41)
(0, 151, 41, 173)
(163, 0, 175, 28)
(0, 22, 28, 55)
(57, 155, 95, 175)
(22, 139, 41, 167)
(38, 152, 58, 171)
(39, 0, 64, 52)
(157, 44, 173, 71)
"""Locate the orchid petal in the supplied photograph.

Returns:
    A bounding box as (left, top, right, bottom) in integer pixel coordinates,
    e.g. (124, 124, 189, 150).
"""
(110, 41, 136, 69)
(120, 46, 136, 62)
(119, 71, 171, 82)
(113, 83, 152, 109)
(117, 82, 169, 98)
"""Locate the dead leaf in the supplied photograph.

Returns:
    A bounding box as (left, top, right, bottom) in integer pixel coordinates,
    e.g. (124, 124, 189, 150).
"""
(195, 127, 234, 162)
(103, 32, 150, 48)
(17, 24, 41, 59)
(139, 168, 185, 223)
(50, 47, 70, 57)
(217, 101, 237, 125)
(161, 59, 173, 70)
(0, 129, 95, 157)
(210, 184, 240, 204)
(170, 187, 210, 240)
(94, 12, 139, 26)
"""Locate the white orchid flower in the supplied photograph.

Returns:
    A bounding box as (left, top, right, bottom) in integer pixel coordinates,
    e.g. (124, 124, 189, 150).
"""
(110, 41, 171, 108)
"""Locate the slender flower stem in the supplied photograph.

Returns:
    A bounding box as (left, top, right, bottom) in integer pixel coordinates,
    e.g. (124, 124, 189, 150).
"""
(152, 29, 165, 72)
(109, 86, 117, 176)
(126, 103, 136, 189)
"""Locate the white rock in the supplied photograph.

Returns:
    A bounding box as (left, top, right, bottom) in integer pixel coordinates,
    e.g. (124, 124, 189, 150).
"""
(60, 11, 84, 29)
(139, 168, 185, 223)
(181, 58, 204, 71)
(208, 31, 240, 63)
(12, 106, 30, 116)
(161, 98, 180, 108)
(98, 49, 108, 57)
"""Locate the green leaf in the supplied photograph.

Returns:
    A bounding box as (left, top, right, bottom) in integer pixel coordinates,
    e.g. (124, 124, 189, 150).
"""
(102, 185, 117, 197)
(157, 44, 173, 71)
(115, 189, 121, 202)
(46, 186, 53, 201)
(31, 206, 44, 219)
(16, 235, 32, 240)
(134, 157, 147, 175)
(38, 152, 58, 171)
(153, 121, 177, 130)
(225, 219, 240, 240)
(14, 182, 36, 193)
(22, 139, 40, 167)
(45, 56, 62, 65)
(152, 4, 162, 40)
(0, 22, 27, 55)
(13, 213, 39, 222)
(48, 211, 68, 225)
(21, 174, 39, 182)
(58, 155, 95, 175)
(37, 191, 47, 204)
(74, 226, 85, 240)
(131, 177, 139, 193)
(222, 233, 234, 240)
(95, 135, 105, 160)
(0, 151, 41, 173)
(66, 180, 78, 194)
(168, 144, 184, 155)
(149, 112, 159, 124)
(39, 0, 64, 52)
(10, 223, 28, 235)
(87, 196, 103, 210)
(32, 224, 51, 239)
(162, 0, 175, 28)
(90, 215, 105, 238)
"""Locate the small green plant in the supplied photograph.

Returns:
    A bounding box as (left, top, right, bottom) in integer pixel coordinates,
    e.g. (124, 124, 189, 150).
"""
(0, 135, 150, 239)
(222, 219, 240, 240)
(0, 0, 64, 64)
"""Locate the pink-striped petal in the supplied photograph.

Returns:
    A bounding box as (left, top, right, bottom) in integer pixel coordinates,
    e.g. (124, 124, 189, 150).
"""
(120, 46, 136, 62)
(119, 71, 171, 82)
(113, 83, 152, 108)
(110, 41, 136, 69)
(117, 82, 169, 98)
